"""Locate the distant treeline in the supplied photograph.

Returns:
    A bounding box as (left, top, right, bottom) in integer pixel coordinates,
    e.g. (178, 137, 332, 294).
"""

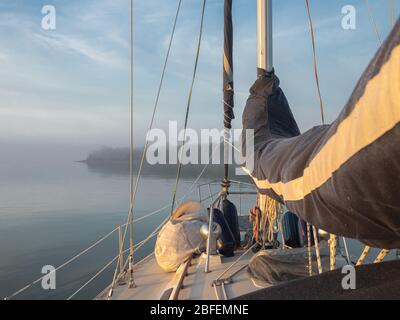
(82, 146, 251, 181)
(85, 146, 134, 164)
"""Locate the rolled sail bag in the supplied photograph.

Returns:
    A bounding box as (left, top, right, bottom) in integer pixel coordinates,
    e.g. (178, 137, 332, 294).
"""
(155, 201, 208, 272)
(222, 199, 241, 248)
(247, 243, 332, 287)
(213, 208, 235, 257)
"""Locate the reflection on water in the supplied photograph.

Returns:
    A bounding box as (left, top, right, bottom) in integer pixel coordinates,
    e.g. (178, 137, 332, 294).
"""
(84, 159, 242, 181)
(0, 158, 397, 299)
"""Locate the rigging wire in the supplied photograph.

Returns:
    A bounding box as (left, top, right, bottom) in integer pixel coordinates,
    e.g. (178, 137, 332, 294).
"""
(111, 0, 183, 286)
(391, 0, 395, 28)
(128, 0, 136, 264)
(70, 188, 222, 300)
(342, 237, 352, 265)
(170, 0, 207, 215)
(127, 0, 136, 289)
(68, 235, 159, 300)
(108, 214, 170, 297)
(110, 134, 224, 293)
(6, 6, 211, 295)
(4, 214, 153, 300)
(130, 0, 183, 216)
(7, 134, 222, 300)
(305, 0, 325, 125)
(68, 245, 135, 300)
(364, 0, 382, 45)
(107, 140, 221, 297)
(3, 226, 121, 300)
(5, 146, 250, 301)
(7, 170, 221, 300)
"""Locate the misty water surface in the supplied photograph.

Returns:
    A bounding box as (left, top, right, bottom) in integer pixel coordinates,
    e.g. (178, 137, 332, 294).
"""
(0, 146, 396, 299)
(0, 153, 197, 299)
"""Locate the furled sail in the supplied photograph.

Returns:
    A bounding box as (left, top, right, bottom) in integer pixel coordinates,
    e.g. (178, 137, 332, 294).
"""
(242, 18, 400, 249)
(223, 0, 234, 130)
(223, 0, 234, 183)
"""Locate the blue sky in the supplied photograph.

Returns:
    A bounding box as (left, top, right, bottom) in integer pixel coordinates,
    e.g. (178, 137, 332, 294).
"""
(0, 0, 397, 152)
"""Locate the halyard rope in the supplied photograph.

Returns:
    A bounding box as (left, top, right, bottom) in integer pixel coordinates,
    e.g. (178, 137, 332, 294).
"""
(305, 0, 325, 125)
(307, 223, 313, 276)
(305, 0, 327, 274)
(312, 226, 323, 274)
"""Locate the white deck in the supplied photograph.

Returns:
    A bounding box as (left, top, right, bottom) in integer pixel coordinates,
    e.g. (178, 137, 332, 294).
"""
(97, 249, 261, 300)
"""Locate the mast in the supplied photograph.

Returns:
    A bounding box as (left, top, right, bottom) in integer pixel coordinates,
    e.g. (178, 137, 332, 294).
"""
(222, 0, 234, 193)
(257, 0, 273, 74)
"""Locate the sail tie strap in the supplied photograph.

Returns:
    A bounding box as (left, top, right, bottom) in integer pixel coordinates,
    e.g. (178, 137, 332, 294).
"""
(374, 249, 390, 264)
(356, 246, 371, 266)
(329, 234, 337, 271)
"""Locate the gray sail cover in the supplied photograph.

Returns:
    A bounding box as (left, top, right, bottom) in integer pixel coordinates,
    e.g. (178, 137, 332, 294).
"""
(242, 19, 400, 249)
(223, 0, 234, 129)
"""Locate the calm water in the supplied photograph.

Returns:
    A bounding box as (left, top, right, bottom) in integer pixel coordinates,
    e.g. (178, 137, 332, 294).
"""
(0, 155, 225, 300)
(0, 155, 396, 300)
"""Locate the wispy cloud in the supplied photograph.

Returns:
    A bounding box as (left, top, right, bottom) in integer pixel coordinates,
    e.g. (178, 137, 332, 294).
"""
(0, 0, 396, 146)
(143, 12, 173, 25)
(33, 32, 124, 66)
(275, 15, 341, 39)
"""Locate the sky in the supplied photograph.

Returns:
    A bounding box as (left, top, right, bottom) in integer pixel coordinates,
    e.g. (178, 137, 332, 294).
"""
(0, 0, 398, 159)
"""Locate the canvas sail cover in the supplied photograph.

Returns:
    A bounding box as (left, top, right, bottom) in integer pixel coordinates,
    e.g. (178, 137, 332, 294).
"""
(155, 202, 208, 272)
(242, 18, 400, 249)
(247, 243, 335, 287)
(223, 0, 234, 130)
